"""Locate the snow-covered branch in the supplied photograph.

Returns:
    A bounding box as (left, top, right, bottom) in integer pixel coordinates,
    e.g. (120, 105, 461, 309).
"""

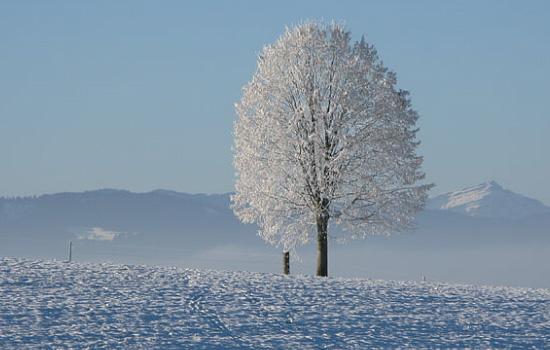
(233, 21, 432, 266)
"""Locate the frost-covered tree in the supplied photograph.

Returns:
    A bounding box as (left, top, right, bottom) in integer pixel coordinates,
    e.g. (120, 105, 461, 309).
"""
(232, 21, 432, 277)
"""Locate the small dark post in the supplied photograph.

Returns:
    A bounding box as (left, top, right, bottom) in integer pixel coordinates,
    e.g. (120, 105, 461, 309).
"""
(283, 251, 290, 275)
(68, 241, 72, 262)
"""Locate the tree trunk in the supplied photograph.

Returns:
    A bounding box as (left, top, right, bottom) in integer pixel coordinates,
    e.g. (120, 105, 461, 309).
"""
(316, 210, 329, 277)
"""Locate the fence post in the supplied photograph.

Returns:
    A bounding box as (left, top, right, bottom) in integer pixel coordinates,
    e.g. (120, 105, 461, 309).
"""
(68, 241, 72, 262)
(283, 251, 290, 275)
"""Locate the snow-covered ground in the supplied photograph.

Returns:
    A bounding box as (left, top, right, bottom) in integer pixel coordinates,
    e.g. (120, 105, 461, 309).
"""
(1, 258, 549, 349)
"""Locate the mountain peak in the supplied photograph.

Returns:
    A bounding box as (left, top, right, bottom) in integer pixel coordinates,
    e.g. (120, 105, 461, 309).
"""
(427, 182, 550, 219)
(486, 180, 501, 189)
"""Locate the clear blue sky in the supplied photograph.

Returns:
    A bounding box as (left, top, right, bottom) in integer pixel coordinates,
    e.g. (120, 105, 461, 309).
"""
(1, 0, 549, 205)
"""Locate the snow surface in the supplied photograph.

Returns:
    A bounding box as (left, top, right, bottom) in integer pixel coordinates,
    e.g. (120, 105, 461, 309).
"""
(1, 258, 549, 349)
(426, 181, 550, 219)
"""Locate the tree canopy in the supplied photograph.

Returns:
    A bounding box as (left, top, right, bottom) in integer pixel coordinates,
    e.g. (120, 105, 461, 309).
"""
(232, 21, 432, 276)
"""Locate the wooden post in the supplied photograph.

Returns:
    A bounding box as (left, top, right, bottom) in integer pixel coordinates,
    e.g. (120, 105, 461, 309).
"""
(283, 251, 290, 275)
(68, 241, 72, 262)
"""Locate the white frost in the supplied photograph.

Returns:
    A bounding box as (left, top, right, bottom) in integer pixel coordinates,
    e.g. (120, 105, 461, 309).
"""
(233, 21, 431, 255)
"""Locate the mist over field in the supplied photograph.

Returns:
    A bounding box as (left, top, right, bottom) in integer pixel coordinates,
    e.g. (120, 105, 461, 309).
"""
(2, 182, 549, 288)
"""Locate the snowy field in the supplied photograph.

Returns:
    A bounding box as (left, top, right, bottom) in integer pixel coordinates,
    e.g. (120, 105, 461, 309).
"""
(1, 258, 549, 349)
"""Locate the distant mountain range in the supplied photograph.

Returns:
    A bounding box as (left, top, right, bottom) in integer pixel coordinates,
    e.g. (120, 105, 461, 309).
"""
(426, 181, 550, 219)
(3, 181, 548, 224)
(2, 182, 549, 248)
(1, 189, 254, 247)
(1, 182, 550, 288)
